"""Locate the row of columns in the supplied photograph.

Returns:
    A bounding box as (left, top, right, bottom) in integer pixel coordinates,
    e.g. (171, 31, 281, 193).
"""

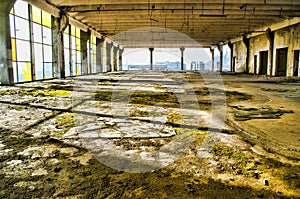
(148, 47, 185, 70)
(0, 1, 124, 85)
(105, 42, 123, 73)
(148, 46, 235, 73)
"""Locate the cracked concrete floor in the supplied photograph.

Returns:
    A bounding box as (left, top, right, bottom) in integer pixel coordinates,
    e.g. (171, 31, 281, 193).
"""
(0, 71, 299, 198)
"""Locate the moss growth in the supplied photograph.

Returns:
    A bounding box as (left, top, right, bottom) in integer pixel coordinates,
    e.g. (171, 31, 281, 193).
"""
(28, 89, 71, 97)
(0, 88, 71, 97)
(95, 91, 180, 108)
(130, 109, 150, 117)
(55, 113, 75, 130)
(167, 112, 181, 125)
(174, 127, 206, 136)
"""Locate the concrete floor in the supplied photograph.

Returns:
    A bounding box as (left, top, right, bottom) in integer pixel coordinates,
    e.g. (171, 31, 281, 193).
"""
(0, 71, 299, 198)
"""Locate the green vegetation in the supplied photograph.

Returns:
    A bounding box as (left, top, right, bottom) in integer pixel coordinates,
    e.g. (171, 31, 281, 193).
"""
(95, 91, 180, 108)
(130, 109, 150, 117)
(0, 88, 71, 97)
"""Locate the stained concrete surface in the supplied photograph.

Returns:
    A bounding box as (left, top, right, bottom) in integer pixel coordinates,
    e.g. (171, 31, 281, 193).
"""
(0, 71, 299, 198)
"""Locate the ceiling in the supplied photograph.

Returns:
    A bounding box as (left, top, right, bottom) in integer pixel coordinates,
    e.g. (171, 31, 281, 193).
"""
(47, 0, 300, 48)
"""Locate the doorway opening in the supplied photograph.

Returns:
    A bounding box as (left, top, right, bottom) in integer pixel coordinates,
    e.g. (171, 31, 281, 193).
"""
(275, 48, 288, 77)
(259, 51, 268, 75)
(254, 55, 257, 75)
(293, 50, 299, 76)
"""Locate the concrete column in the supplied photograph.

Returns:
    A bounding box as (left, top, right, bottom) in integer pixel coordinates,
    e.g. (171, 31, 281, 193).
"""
(96, 37, 104, 73)
(149, 48, 154, 70)
(228, 42, 234, 72)
(80, 30, 90, 75)
(118, 48, 124, 71)
(218, 45, 223, 72)
(243, 36, 250, 74)
(113, 45, 118, 71)
(106, 42, 112, 72)
(52, 15, 68, 79)
(0, 1, 16, 85)
(180, 47, 185, 70)
(266, 28, 274, 76)
(210, 47, 215, 71)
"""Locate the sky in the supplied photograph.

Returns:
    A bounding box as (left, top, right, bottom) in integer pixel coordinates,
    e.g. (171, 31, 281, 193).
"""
(123, 48, 212, 70)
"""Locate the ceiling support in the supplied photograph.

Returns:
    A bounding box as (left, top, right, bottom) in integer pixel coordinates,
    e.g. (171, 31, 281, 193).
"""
(180, 47, 185, 70)
(118, 47, 124, 71)
(96, 37, 105, 73)
(210, 47, 215, 72)
(149, 48, 154, 70)
(106, 42, 113, 72)
(81, 30, 90, 75)
(266, 28, 274, 76)
(242, 36, 250, 74)
(218, 45, 223, 72)
(0, 0, 16, 85)
(113, 45, 118, 71)
(228, 42, 234, 72)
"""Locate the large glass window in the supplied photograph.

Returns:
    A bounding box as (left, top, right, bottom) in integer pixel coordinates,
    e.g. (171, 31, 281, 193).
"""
(9, 1, 53, 82)
(88, 35, 97, 73)
(10, 0, 32, 82)
(31, 5, 53, 80)
(64, 25, 82, 76)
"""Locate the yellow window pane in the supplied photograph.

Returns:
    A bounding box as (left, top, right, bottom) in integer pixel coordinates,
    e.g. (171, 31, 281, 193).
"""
(76, 38, 81, 51)
(10, 8, 14, 14)
(32, 6, 41, 24)
(76, 28, 80, 38)
(71, 26, 76, 36)
(64, 26, 69, 34)
(92, 36, 96, 44)
(24, 62, 32, 81)
(42, 11, 51, 28)
(11, 38, 17, 61)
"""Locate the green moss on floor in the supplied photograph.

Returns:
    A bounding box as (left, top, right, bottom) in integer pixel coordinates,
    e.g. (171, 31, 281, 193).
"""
(0, 88, 71, 97)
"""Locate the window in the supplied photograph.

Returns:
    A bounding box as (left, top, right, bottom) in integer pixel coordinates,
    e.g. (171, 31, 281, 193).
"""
(10, 0, 53, 82)
(10, 0, 32, 82)
(64, 25, 82, 76)
(88, 35, 97, 73)
(32, 5, 53, 80)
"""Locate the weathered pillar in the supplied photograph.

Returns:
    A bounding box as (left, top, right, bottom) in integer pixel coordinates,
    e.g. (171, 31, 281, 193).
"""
(180, 47, 185, 70)
(0, 0, 16, 85)
(52, 14, 68, 79)
(106, 42, 113, 72)
(118, 48, 124, 71)
(243, 36, 250, 74)
(266, 28, 274, 76)
(96, 37, 104, 73)
(113, 45, 118, 71)
(218, 45, 223, 72)
(80, 30, 90, 75)
(210, 47, 215, 72)
(228, 42, 234, 72)
(149, 48, 154, 70)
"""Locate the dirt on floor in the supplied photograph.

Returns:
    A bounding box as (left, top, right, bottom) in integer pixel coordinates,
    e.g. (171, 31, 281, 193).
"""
(0, 71, 299, 199)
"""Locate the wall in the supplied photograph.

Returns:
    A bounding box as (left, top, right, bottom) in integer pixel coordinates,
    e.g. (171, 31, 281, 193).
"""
(232, 22, 300, 76)
(232, 40, 247, 72)
(273, 24, 300, 76)
(249, 34, 269, 74)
